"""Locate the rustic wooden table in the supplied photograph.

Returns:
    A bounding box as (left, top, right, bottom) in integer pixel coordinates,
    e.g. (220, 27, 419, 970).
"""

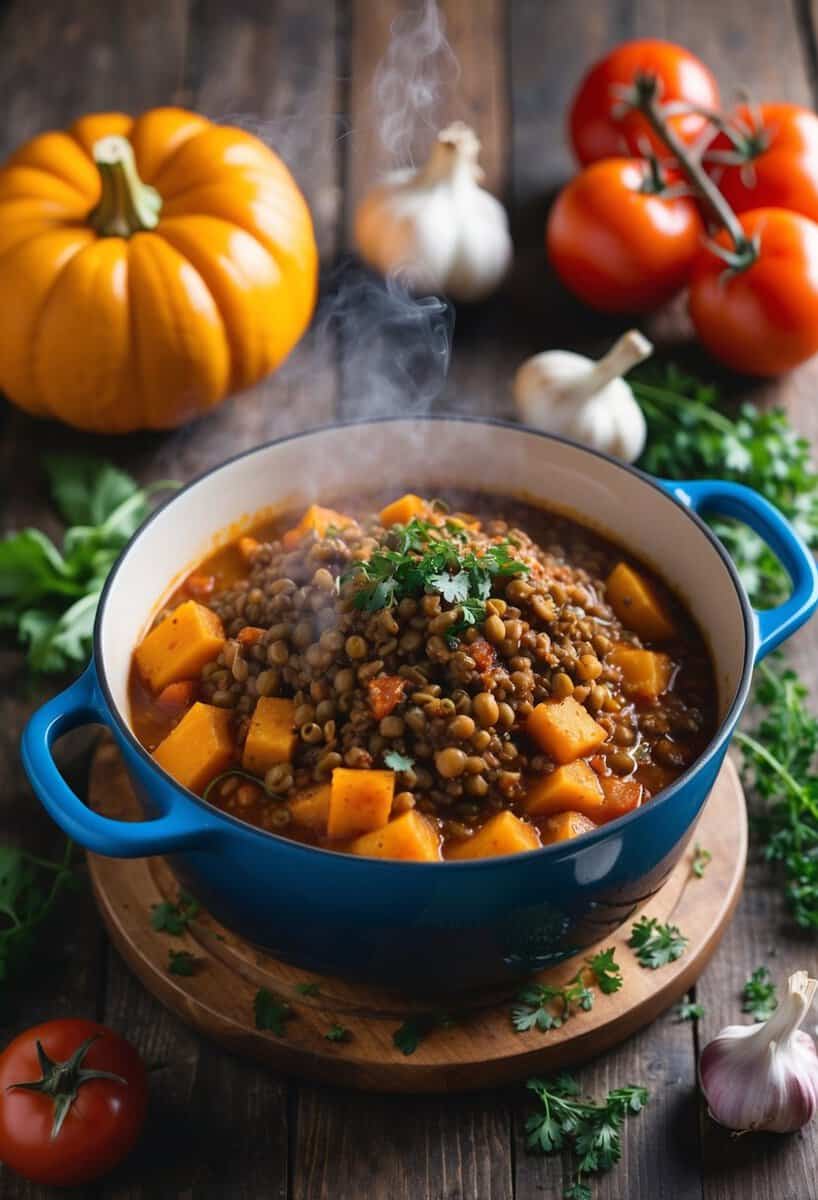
(2, 1, 818, 1197)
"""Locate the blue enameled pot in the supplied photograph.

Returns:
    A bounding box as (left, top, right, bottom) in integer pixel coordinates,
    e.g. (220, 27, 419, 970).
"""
(20, 419, 818, 991)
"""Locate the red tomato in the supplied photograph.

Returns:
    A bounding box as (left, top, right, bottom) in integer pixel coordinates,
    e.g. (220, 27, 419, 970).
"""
(0, 1019, 147, 1187)
(546, 158, 703, 312)
(688, 207, 818, 376)
(705, 103, 818, 223)
(569, 39, 719, 165)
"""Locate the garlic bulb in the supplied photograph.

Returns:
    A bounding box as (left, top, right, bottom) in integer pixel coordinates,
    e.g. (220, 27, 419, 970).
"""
(354, 122, 512, 302)
(513, 330, 653, 463)
(700, 970, 818, 1133)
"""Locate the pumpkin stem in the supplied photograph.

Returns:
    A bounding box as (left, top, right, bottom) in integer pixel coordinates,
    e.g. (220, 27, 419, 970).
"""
(89, 135, 162, 237)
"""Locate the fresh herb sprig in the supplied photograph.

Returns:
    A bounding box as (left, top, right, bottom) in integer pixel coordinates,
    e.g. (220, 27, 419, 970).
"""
(151, 891, 200, 935)
(691, 845, 712, 878)
(525, 1072, 648, 1200)
(168, 949, 196, 976)
(0, 455, 177, 672)
(627, 917, 688, 969)
(674, 995, 704, 1022)
(254, 988, 293, 1036)
(511, 948, 622, 1033)
(741, 966, 778, 1021)
(393, 1011, 455, 1055)
(736, 661, 818, 929)
(633, 364, 818, 608)
(341, 516, 529, 636)
(0, 840, 77, 984)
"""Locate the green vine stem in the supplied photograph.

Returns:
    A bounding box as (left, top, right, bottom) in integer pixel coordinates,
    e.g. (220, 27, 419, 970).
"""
(89, 135, 162, 238)
(626, 74, 758, 272)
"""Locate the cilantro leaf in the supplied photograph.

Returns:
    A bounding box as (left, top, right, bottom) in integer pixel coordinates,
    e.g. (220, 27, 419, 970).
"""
(691, 844, 711, 878)
(325, 1024, 350, 1043)
(742, 966, 778, 1021)
(151, 892, 199, 936)
(295, 981, 321, 996)
(428, 570, 471, 604)
(512, 950, 621, 1033)
(393, 1011, 453, 1055)
(586, 947, 623, 995)
(254, 988, 293, 1036)
(627, 916, 688, 969)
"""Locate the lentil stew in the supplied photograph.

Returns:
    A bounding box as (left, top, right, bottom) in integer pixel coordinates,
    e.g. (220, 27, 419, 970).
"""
(129, 492, 717, 862)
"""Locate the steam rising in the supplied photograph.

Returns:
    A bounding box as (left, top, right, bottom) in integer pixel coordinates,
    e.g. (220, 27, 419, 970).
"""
(223, 0, 458, 424)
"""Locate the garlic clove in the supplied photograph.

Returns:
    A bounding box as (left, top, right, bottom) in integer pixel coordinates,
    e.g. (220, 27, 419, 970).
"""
(699, 970, 818, 1134)
(513, 330, 652, 463)
(354, 122, 512, 302)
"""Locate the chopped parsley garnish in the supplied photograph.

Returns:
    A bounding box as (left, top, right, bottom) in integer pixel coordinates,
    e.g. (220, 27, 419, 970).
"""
(295, 981, 321, 996)
(384, 750, 415, 772)
(325, 1024, 350, 1043)
(691, 844, 711, 878)
(525, 1072, 648, 1199)
(392, 1011, 454, 1056)
(254, 988, 293, 1036)
(742, 966, 778, 1021)
(341, 517, 529, 631)
(627, 917, 688, 969)
(168, 949, 196, 976)
(511, 948, 622, 1033)
(151, 891, 200, 935)
(674, 995, 704, 1022)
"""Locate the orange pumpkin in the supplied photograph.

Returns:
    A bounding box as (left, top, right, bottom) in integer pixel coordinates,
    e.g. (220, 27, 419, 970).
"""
(0, 107, 318, 432)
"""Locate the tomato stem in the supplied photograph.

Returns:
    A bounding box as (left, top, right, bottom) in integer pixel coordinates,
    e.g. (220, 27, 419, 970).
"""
(89, 135, 162, 238)
(8, 1036, 127, 1140)
(626, 74, 758, 271)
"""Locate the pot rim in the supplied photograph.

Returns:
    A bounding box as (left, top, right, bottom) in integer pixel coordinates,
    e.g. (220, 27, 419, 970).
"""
(93, 414, 755, 867)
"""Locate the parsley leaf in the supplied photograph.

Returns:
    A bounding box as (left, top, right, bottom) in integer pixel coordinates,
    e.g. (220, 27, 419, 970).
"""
(525, 1074, 648, 1197)
(0, 840, 77, 984)
(736, 660, 818, 929)
(384, 749, 415, 772)
(674, 994, 704, 1021)
(254, 988, 293, 1036)
(742, 966, 778, 1021)
(633, 364, 818, 609)
(151, 892, 199, 935)
(627, 916, 688, 969)
(325, 1024, 350, 1043)
(512, 949, 621, 1031)
(393, 1011, 454, 1055)
(691, 844, 711, 878)
(168, 949, 196, 976)
(0, 455, 177, 673)
(295, 981, 321, 996)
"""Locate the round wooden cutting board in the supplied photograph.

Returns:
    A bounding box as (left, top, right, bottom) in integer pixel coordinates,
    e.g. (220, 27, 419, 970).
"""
(87, 740, 746, 1093)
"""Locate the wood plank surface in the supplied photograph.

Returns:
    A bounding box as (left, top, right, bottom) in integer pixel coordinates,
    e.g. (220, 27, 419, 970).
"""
(1, 1, 818, 1198)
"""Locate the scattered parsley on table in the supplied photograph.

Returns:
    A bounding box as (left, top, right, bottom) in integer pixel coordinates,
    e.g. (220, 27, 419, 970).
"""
(295, 981, 321, 996)
(628, 917, 688, 969)
(511, 948, 622, 1033)
(168, 949, 196, 976)
(151, 891, 200, 935)
(254, 988, 293, 1036)
(393, 1011, 454, 1056)
(325, 1024, 350, 1043)
(691, 845, 711, 878)
(742, 966, 778, 1021)
(674, 995, 704, 1022)
(525, 1072, 648, 1200)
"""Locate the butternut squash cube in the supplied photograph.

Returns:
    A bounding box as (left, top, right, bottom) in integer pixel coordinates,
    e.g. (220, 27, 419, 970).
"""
(609, 647, 673, 701)
(153, 702, 233, 793)
(599, 775, 643, 822)
(135, 600, 225, 695)
(540, 810, 597, 845)
(525, 760, 605, 819)
(528, 698, 607, 764)
(328, 768, 395, 839)
(350, 810, 441, 861)
(606, 562, 675, 641)
(282, 504, 353, 549)
(379, 493, 429, 527)
(446, 811, 540, 860)
(242, 698, 296, 774)
(289, 784, 331, 832)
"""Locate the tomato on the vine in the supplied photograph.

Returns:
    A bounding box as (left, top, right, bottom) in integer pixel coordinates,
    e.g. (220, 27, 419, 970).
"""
(546, 157, 703, 313)
(569, 39, 719, 165)
(0, 1019, 147, 1187)
(705, 103, 818, 224)
(688, 207, 818, 375)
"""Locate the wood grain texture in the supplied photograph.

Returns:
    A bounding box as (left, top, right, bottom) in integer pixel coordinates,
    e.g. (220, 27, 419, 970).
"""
(86, 742, 746, 1093)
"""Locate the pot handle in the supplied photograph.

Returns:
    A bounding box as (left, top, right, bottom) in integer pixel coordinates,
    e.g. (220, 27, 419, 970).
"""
(661, 478, 818, 662)
(21, 664, 219, 857)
